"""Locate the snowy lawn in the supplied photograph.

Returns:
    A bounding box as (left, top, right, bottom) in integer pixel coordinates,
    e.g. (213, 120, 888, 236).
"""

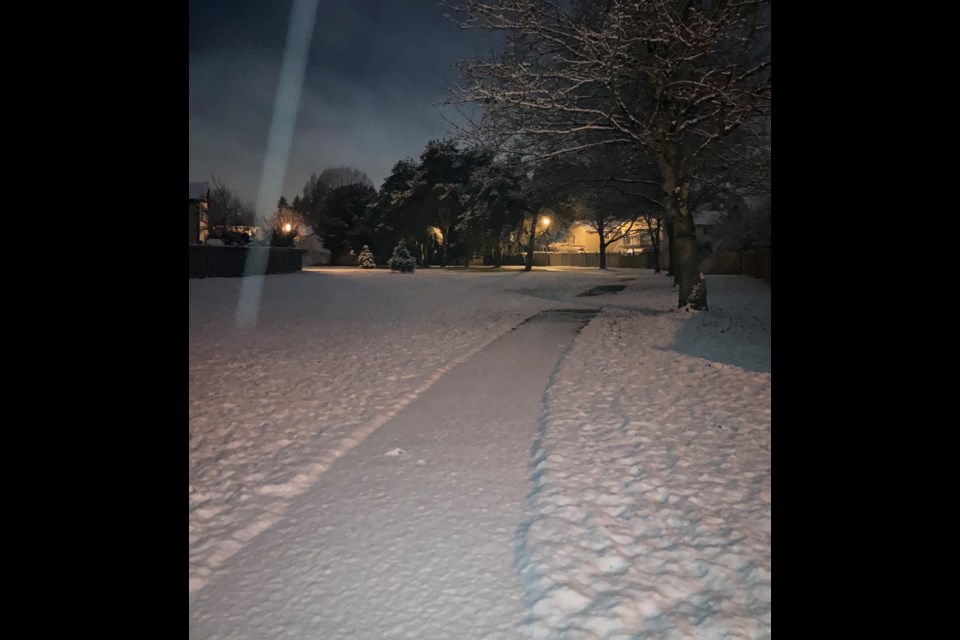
(189, 267, 770, 639)
(189, 266, 628, 594)
(519, 275, 770, 639)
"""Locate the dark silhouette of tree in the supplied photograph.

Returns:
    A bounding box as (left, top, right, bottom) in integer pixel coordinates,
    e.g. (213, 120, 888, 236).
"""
(388, 140, 493, 267)
(460, 158, 530, 267)
(315, 183, 378, 262)
(317, 167, 374, 189)
(377, 158, 432, 266)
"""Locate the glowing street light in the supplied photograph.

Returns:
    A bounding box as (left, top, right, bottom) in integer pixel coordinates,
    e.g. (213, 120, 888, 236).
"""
(525, 213, 553, 272)
(283, 223, 292, 233)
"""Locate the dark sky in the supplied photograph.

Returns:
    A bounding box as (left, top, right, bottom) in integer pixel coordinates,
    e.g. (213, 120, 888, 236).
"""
(189, 0, 495, 214)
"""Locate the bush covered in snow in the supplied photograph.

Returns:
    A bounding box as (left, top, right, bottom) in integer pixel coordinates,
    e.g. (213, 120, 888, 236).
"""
(388, 240, 416, 273)
(358, 245, 377, 268)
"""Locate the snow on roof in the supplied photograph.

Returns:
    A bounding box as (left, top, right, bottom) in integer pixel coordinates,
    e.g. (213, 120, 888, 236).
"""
(189, 181, 209, 201)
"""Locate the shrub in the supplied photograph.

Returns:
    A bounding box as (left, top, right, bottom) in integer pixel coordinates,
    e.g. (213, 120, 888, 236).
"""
(388, 240, 416, 273)
(358, 245, 377, 268)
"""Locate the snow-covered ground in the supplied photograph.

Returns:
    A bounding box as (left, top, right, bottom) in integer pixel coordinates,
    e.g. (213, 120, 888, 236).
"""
(189, 267, 770, 638)
(518, 276, 770, 639)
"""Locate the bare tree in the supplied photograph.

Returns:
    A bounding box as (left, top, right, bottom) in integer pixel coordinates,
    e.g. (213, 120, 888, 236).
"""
(261, 205, 303, 248)
(444, 0, 770, 308)
(207, 176, 255, 237)
(640, 210, 663, 273)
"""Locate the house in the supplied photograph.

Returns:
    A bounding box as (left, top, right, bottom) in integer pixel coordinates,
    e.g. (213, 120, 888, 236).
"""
(554, 219, 659, 254)
(189, 182, 209, 244)
(692, 209, 723, 251)
(294, 230, 332, 266)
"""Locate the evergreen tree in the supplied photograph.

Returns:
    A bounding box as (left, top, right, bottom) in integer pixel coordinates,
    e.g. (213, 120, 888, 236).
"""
(388, 240, 416, 273)
(358, 244, 377, 268)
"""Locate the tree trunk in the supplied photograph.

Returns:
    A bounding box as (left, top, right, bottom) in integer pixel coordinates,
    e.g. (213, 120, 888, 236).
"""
(599, 237, 607, 270)
(671, 225, 680, 287)
(658, 152, 706, 309)
(524, 212, 536, 271)
(441, 224, 450, 268)
(493, 242, 503, 268)
(651, 217, 661, 274)
(663, 216, 676, 280)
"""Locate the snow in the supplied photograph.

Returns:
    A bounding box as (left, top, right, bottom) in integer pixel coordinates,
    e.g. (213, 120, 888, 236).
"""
(189, 267, 770, 639)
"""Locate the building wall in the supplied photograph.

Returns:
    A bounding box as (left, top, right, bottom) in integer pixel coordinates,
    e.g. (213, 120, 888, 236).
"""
(189, 201, 210, 244)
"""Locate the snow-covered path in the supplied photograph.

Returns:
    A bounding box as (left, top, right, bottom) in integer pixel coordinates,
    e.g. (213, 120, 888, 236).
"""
(189, 269, 771, 639)
(189, 269, 624, 596)
(189, 307, 598, 639)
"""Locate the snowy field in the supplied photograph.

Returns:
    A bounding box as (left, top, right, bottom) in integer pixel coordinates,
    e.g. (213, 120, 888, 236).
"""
(189, 267, 770, 638)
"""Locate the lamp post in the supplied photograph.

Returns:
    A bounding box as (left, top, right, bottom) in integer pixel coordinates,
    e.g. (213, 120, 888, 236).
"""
(524, 213, 552, 271)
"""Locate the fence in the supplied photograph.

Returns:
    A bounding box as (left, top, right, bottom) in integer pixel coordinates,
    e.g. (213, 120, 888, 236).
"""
(699, 249, 771, 282)
(189, 246, 306, 278)
(484, 252, 658, 268)
(485, 249, 770, 281)
(538, 252, 659, 268)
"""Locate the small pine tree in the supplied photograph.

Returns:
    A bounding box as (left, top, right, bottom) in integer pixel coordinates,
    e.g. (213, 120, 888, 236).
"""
(388, 240, 416, 273)
(358, 244, 376, 268)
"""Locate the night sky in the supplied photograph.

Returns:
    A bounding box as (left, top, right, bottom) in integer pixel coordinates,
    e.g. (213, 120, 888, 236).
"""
(189, 0, 496, 214)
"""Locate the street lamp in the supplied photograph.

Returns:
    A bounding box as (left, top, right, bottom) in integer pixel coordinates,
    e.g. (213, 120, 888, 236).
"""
(539, 215, 552, 247)
(525, 213, 553, 271)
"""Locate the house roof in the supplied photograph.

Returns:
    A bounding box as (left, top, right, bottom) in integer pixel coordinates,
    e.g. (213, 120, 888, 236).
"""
(189, 181, 209, 201)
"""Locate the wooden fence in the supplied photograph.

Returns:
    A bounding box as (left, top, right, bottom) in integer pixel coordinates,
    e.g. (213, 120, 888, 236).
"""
(489, 249, 770, 281)
(699, 249, 771, 282)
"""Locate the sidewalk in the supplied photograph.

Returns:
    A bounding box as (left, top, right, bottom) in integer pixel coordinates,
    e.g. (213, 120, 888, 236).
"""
(189, 308, 598, 639)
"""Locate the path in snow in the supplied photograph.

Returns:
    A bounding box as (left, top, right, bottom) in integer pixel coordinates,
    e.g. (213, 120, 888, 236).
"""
(189, 307, 599, 639)
(189, 269, 622, 595)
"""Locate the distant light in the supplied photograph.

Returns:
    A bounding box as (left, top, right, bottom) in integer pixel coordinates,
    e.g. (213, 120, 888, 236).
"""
(284, 223, 292, 233)
(541, 216, 551, 227)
